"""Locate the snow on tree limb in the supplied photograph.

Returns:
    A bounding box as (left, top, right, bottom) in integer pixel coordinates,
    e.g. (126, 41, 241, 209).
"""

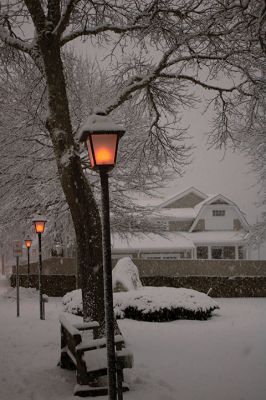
(0, 25, 32, 53)
(0, 0, 265, 326)
(53, 0, 79, 38)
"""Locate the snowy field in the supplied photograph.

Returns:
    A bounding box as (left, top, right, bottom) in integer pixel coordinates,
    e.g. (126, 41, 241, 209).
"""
(0, 278, 266, 400)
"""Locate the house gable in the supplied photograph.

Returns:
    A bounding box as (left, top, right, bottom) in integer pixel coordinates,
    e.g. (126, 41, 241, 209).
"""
(210, 199, 230, 205)
(190, 194, 249, 232)
(159, 187, 207, 209)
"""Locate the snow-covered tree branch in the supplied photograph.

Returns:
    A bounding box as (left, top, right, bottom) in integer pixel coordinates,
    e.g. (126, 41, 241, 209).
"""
(0, 0, 265, 333)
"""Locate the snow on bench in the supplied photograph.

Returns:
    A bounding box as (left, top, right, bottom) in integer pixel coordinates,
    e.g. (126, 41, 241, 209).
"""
(59, 314, 133, 397)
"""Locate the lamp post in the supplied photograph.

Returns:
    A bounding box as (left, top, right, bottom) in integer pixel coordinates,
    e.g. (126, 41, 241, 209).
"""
(32, 214, 47, 320)
(78, 111, 125, 400)
(24, 235, 32, 288)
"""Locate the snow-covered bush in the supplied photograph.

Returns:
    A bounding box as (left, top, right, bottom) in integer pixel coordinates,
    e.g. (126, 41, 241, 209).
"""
(112, 257, 142, 292)
(62, 287, 219, 321)
(62, 289, 83, 316)
(114, 287, 219, 321)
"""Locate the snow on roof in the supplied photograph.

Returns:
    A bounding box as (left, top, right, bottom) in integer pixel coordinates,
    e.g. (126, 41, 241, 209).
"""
(78, 112, 125, 142)
(182, 230, 249, 244)
(155, 192, 231, 221)
(154, 208, 196, 220)
(112, 232, 195, 252)
(158, 186, 208, 209)
(193, 194, 218, 214)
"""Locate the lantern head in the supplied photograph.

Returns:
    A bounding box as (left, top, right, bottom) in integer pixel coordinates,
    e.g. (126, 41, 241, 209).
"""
(24, 236, 32, 249)
(32, 214, 47, 234)
(78, 111, 125, 171)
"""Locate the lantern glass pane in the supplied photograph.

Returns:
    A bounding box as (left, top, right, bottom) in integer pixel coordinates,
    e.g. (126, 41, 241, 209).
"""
(86, 139, 95, 168)
(25, 240, 32, 248)
(34, 221, 45, 234)
(91, 134, 118, 166)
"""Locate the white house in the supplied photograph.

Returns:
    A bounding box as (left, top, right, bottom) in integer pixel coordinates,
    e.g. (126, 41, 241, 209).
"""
(112, 187, 250, 260)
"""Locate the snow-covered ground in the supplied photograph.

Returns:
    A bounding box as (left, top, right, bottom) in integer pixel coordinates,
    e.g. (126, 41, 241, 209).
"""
(0, 278, 265, 400)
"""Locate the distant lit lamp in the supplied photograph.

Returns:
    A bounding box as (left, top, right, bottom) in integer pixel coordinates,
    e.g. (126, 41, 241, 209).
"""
(78, 111, 125, 400)
(25, 237, 32, 249)
(24, 235, 32, 288)
(32, 214, 47, 320)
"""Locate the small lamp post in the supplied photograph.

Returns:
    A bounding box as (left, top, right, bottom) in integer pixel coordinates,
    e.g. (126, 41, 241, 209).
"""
(78, 111, 125, 400)
(32, 214, 47, 320)
(24, 235, 32, 288)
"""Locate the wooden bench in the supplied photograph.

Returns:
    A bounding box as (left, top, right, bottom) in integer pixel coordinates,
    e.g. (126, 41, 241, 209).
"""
(59, 315, 133, 397)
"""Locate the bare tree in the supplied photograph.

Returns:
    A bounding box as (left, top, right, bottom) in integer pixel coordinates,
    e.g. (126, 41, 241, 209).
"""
(0, 55, 181, 248)
(0, 0, 264, 332)
(206, 0, 266, 241)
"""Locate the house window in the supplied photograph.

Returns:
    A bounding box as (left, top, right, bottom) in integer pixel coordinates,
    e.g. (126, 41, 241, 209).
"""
(196, 246, 208, 259)
(141, 251, 192, 260)
(141, 254, 162, 260)
(155, 220, 169, 231)
(224, 246, 235, 259)
(211, 247, 223, 259)
(212, 210, 225, 216)
(211, 246, 236, 259)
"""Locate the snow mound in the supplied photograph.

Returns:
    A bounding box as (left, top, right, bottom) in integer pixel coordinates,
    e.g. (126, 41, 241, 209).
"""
(112, 257, 142, 292)
(62, 289, 83, 316)
(62, 287, 219, 321)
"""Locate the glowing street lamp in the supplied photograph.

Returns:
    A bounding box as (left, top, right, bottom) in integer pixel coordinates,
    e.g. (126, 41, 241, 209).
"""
(24, 235, 32, 287)
(33, 217, 47, 234)
(78, 111, 125, 400)
(79, 111, 124, 171)
(32, 214, 47, 320)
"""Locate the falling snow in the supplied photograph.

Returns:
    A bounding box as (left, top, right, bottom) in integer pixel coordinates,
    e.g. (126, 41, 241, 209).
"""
(0, 277, 265, 400)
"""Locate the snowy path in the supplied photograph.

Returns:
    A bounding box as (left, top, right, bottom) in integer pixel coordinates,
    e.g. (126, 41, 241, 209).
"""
(0, 290, 265, 400)
(0, 274, 9, 292)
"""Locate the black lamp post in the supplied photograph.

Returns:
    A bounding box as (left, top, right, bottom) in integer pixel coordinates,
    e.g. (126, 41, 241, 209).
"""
(24, 235, 32, 288)
(32, 214, 47, 320)
(78, 111, 125, 400)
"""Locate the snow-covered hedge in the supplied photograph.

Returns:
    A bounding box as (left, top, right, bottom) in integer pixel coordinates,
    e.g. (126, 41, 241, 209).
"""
(62, 287, 219, 321)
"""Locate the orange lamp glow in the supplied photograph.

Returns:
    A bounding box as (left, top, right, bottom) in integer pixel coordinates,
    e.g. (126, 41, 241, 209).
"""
(34, 221, 45, 233)
(32, 215, 47, 234)
(78, 112, 125, 171)
(87, 134, 118, 169)
(25, 238, 32, 248)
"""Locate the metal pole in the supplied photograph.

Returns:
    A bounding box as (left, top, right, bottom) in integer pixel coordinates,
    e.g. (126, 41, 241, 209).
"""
(27, 247, 30, 288)
(75, 240, 78, 290)
(100, 168, 117, 400)
(38, 232, 44, 320)
(1, 252, 4, 275)
(16, 256, 20, 317)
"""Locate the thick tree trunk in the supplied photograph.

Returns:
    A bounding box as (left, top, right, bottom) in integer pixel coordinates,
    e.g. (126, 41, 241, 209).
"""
(37, 34, 107, 332)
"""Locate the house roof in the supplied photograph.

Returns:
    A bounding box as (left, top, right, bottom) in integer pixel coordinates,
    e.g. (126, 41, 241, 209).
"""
(112, 232, 195, 252)
(158, 186, 207, 209)
(183, 230, 249, 244)
(155, 188, 249, 230)
(153, 208, 196, 220)
(112, 230, 249, 254)
(189, 193, 249, 232)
